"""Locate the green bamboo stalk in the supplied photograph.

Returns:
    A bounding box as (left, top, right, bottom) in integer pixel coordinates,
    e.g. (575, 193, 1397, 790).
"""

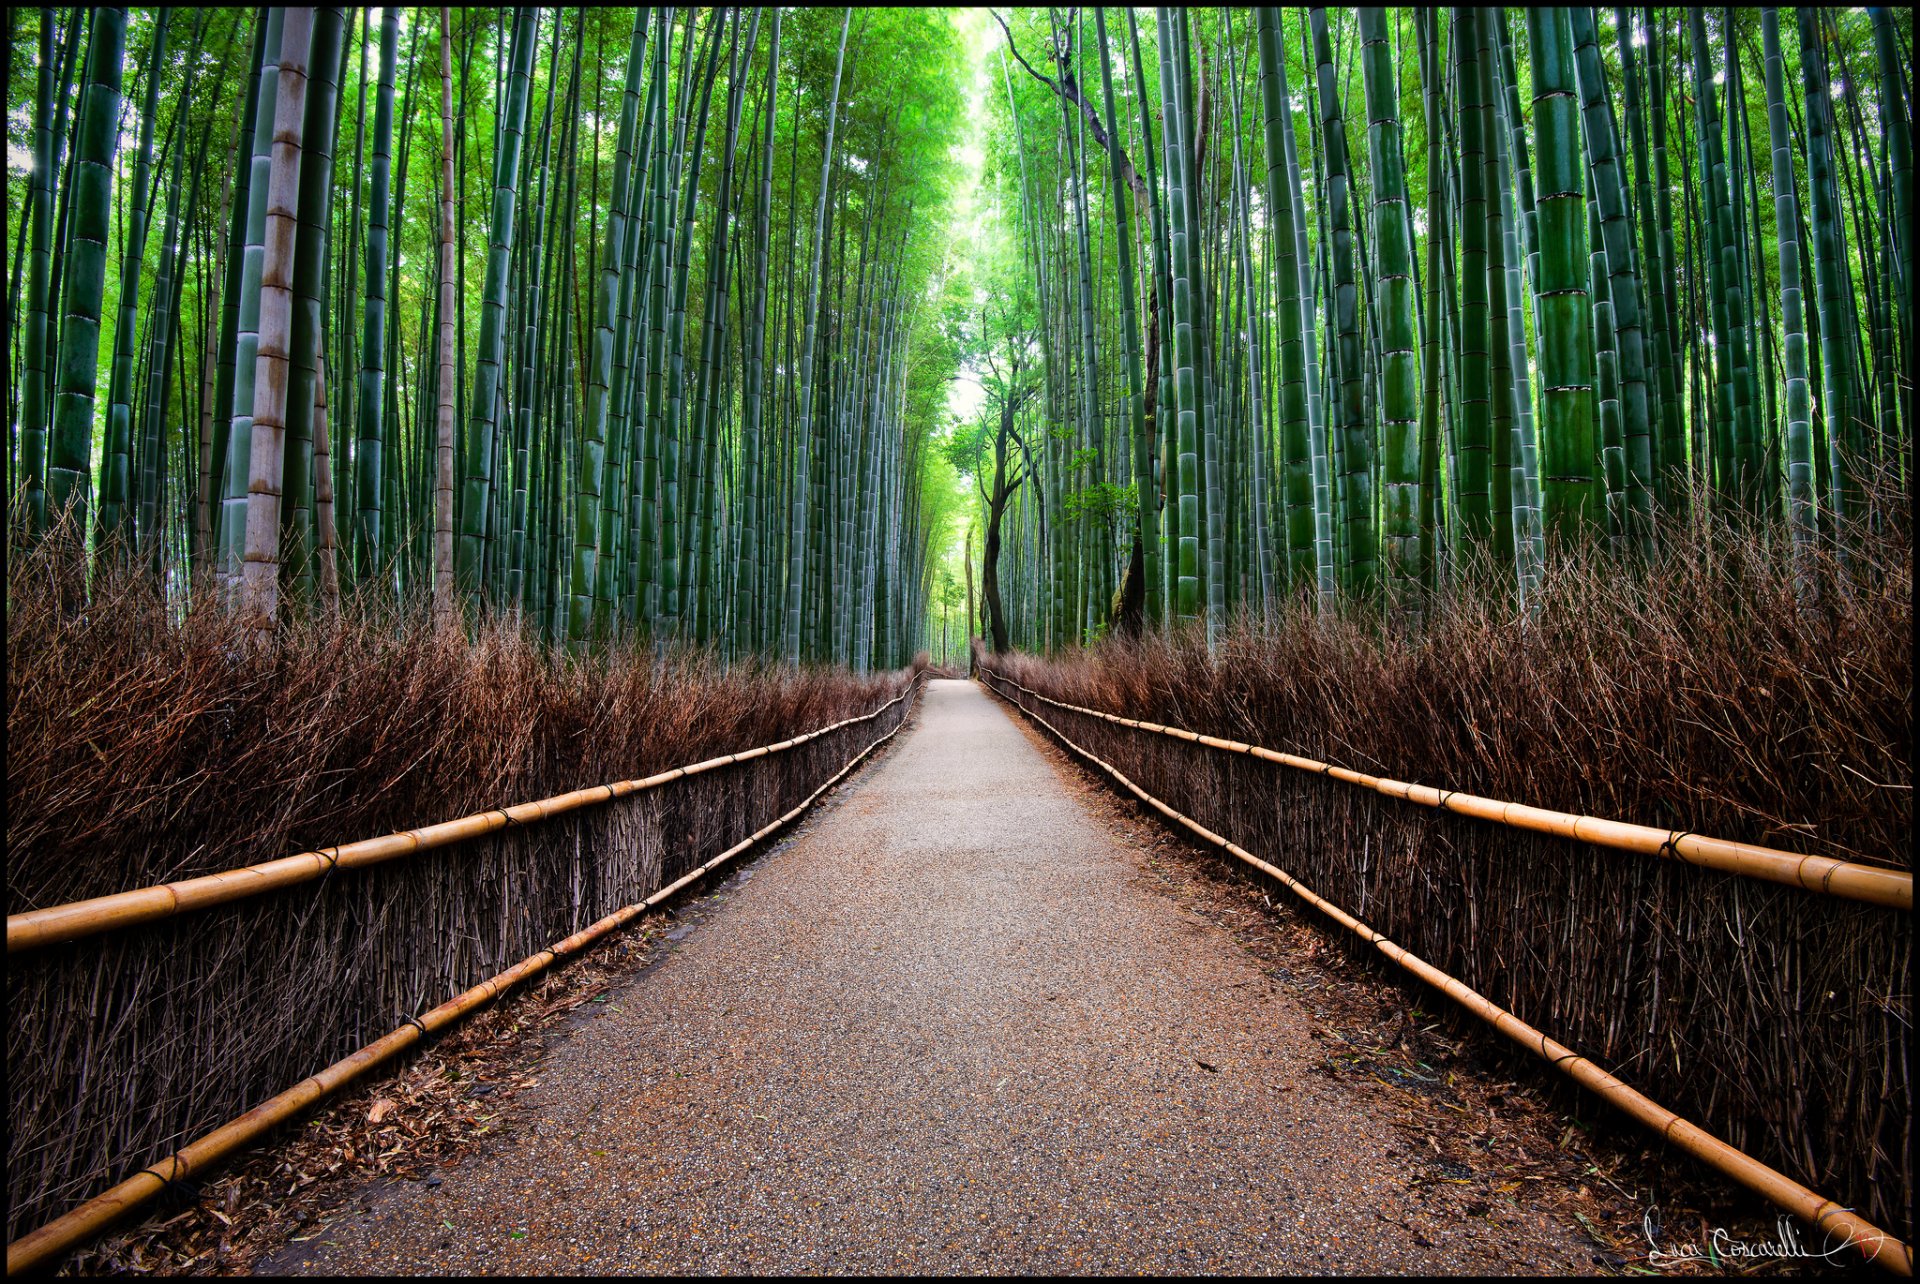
(1416, 9, 1445, 592)
(99, 9, 170, 553)
(215, 8, 283, 597)
(1224, 10, 1273, 619)
(1360, 8, 1419, 600)
(1642, 8, 1687, 507)
(1479, 10, 1515, 580)
(1310, 6, 1377, 593)
(509, 10, 562, 618)
(1490, 9, 1546, 576)
(1870, 7, 1911, 374)
(1615, 6, 1674, 515)
(1529, 6, 1599, 539)
(47, 6, 129, 550)
(1571, 7, 1653, 551)
(639, 20, 672, 633)
(41, 7, 88, 455)
(280, 5, 345, 602)
(1156, 7, 1202, 624)
(353, 7, 398, 581)
(733, 13, 778, 654)
(691, 11, 757, 646)
(567, 8, 648, 648)
(1488, 14, 1541, 597)
(1688, 10, 1742, 507)
(431, 7, 456, 624)
(1256, 9, 1314, 598)
(663, 12, 727, 630)
(1589, 198, 1626, 546)
(1797, 9, 1860, 530)
(785, 9, 851, 665)
(1724, 16, 1768, 511)
(136, 110, 185, 570)
(19, 8, 59, 536)
(456, 5, 538, 603)
(330, 9, 367, 554)
(1453, 7, 1493, 555)
(1761, 9, 1816, 580)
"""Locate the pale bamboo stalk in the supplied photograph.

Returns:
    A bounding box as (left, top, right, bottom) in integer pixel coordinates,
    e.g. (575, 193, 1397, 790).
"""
(241, 8, 317, 645)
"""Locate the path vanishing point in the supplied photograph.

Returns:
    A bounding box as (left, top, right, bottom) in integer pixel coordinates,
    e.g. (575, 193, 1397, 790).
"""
(264, 679, 1591, 1274)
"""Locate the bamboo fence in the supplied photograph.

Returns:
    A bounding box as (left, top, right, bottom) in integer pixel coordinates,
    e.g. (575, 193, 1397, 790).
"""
(981, 673, 1910, 909)
(8, 691, 923, 953)
(6, 680, 920, 1275)
(6, 675, 923, 1261)
(979, 662, 1913, 1263)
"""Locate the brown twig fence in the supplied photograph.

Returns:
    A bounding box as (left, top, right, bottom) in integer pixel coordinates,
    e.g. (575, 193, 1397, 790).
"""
(6, 694, 927, 954)
(6, 670, 923, 1267)
(978, 661, 1912, 1267)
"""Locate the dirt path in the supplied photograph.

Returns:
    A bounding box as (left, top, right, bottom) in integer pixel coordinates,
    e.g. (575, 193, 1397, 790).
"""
(263, 678, 1588, 1275)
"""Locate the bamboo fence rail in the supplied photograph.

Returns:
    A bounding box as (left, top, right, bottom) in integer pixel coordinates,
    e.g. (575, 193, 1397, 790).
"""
(979, 669, 1912, 1276)
(8, 687, 922, 953)
(980, 672, 1910, 910)
(6, 677, 923, 1276)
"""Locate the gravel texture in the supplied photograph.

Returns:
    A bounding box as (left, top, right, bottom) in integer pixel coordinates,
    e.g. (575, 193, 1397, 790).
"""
(262, 678, 1588, 1275)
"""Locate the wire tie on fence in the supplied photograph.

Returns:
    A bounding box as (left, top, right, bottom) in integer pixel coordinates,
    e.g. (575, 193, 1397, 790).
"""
(399, 1014, 429, 1040)
(1818, 861, 1840, 896)
(314, 847, 345, 894)
(1660, 831, 1696, 864)
(145, 1154, 191, 1202)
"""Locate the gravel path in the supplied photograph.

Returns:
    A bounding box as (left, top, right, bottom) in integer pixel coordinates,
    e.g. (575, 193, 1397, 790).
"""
(264, 678, 1587, 1275)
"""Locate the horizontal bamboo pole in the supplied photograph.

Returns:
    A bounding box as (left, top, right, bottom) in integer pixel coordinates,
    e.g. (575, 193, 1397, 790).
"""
(980, 675, 1912, 1277)
(8, 686, 919, 954)
(4, 679, 921, 1277)
(978, 670, 1909, 911)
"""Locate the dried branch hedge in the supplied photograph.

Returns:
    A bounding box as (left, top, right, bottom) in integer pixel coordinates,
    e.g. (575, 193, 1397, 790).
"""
(982, 508, 1911, 1240)
(6, 550, 922, 1243)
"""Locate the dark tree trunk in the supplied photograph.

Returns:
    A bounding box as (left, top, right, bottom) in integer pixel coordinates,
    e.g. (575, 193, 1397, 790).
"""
(1111, 533, 1145, 637)
(982, 399, 1017, 654)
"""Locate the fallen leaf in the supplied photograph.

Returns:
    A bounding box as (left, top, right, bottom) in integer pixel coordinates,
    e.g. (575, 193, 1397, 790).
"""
(368, 1099, 398, 1124)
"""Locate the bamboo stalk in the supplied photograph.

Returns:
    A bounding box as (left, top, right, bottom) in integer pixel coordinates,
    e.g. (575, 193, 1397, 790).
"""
(976, 671, 1909, 911)
(8, 683, 922, 954)
(980, 671, 1912, 1276)
(4, 678, 922, 1277)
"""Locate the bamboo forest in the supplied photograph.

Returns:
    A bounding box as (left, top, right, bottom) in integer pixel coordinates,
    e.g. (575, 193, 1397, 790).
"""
(4, 6, 1913, 1277)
